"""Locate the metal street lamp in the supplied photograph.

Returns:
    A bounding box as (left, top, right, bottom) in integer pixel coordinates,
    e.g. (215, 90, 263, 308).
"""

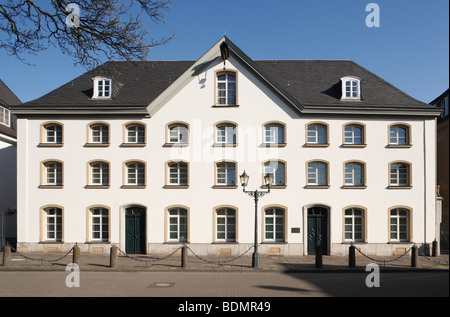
(240, 170, 273, 268)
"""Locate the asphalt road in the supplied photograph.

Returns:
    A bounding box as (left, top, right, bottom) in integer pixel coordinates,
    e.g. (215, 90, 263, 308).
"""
(0, 271, 448, 299)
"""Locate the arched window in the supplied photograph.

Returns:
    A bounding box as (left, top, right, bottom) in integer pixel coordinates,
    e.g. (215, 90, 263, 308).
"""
(389, 123, 411, 146)
(124, 161, 146, 186)
(215, 207, 237, 242)
(215, 161, 236, 187)
(88, 161, 110, 187)
(389, 161, 411, 187)
(344, 207, 365, 242)
(343, 123, 365, 145)
(263, 122, 286, 145)
(41, 160, 63, 187)
(264, 207, 285, 242)
(307, 161, 328, 187)
(306, 122, 328, 145)
(124, 122, 146, 145)
(264, 160, 286, 187)
(389, 208, 411, 242)
(216, 72, 237, 105)
(167, 122, 189, 145)
(167, 207, 188, 242)
(215, 122, 237, 145)
(166, 161, 188, 187)
(89, 207, 109, 242)
(41, 122, 63, 145)
(344, 162, 365, 187)
(42, 206, 63, 242)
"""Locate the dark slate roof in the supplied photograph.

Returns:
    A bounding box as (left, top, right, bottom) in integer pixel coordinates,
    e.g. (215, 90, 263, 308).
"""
(255, 60, 428, 108)
(12, 50, 435, 115)
(0, 78, 21, 139)
(16, 61, 195, 109)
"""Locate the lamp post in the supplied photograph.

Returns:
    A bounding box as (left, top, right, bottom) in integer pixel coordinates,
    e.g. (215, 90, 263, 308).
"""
(240, 170, 273, 268)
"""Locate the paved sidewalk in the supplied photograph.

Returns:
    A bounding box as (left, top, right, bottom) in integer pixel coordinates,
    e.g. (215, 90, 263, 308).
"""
(1, 249, 449, 272)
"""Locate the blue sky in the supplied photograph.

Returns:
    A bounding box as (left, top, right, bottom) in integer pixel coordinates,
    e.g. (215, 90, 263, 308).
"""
(0, 0, 448, 104)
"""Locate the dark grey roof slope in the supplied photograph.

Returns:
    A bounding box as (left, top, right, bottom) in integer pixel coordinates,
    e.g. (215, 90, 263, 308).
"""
(0, 78, 21, 139)
(15, 61, 194, 111)
(12, 39, 437, 116)
(255, 60, 428, 108)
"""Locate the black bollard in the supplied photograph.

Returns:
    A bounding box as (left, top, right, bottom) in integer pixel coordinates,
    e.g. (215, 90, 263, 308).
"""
(349, 244, 356, 268)
(411, 245, 417, 267)
(315, 244, 322, 268)
(432, 240, 438, 257)
(181, 245, 188, 268)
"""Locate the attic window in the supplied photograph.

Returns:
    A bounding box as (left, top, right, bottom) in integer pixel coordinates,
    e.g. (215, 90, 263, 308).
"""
(93, 77, 112, 99)
(341, 76, 361, 100)
(0, 105, 10, 127)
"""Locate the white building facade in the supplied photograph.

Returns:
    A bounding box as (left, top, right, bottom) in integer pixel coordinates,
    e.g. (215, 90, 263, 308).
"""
(12, 37, 442, 256)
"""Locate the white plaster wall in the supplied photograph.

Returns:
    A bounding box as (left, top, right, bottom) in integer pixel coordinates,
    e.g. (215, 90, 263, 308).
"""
(15, 56, 437, 256)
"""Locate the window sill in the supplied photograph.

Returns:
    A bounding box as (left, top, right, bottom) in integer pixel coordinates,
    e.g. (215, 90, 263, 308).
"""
(341, 185, 367, 189)
(262, 143, 287, 148)
(304, 143, 329, 148)
(164, 143, 189, 147)
(212, 104, 239, 108)
(213, 185, 238, 189)
(164, 241, 189, 244)
(305, 185, 330, 189)
(85, 143, 110, 147)
(341, 241, 367, 244)
(387, 144, 412, 148)
(164, 185, 189, 189)
(39, 185, 64, 189)
(121, 185, 146, 189)
(38, 143, 63, 147)
(341, 144, 367, 148)
(85, 241, 110, 244)
(85, 185, 110, 189)
(262, 185, 287, 189)
(39, 241, 63, 244)
(261, 241, 287, 244)
(211, 242, 238, 245)
(121, 143, 146, 147)
(387, 186, 412, 189)
(213, 143, 238, 147)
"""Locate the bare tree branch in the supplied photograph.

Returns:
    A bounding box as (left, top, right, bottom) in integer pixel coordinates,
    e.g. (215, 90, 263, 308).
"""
(0, 0, 173, 68)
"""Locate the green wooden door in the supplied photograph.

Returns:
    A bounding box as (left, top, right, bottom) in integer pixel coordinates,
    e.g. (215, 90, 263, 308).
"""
(307, 207, 328, 255)
(125, 207, 146, 254)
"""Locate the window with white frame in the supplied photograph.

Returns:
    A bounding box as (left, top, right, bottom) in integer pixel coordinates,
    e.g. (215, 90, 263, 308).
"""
(90, 123, 109, 144)
(44, 123, 63, 144)
(264, 208, 285, 242)
(168, 208, 188, 242)
(216, 72, 236, 105)
(216, 208, 236, 242)
(216, 162, 236, 186)
(168, 162, 188, 186)
(0, 106, 10, 127)
(344, 124, 364, 145)
(45, 207, 62, 241)
(264, 123, 285, 145)
(341, 76, 361, 100)
(168, 124, 188, 144)
(389, 125, 410, 145)
(344, 162, 364, 186)
(390, 162, 410, 187)
(216, 123, 236, 145)
(44, 161, 63, 186)
(126, 162, 145, 186)
(126, 124, 145, 144)
(307, 124, 327, 144)
(90, 162, 109, 186)
(264, 161, 285, 186)
(344, 208, 364, 242)
(390, 208, 409, 242)
(90, 207, 109, 242)
(93, 78, 112, 98)
(307, 161, 328, 186)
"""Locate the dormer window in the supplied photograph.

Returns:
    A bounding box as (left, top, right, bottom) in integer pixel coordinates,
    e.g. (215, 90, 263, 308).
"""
(341, 76, 361, 100)
(93, 77, 112, 99)
(0, 105, 10, 127)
